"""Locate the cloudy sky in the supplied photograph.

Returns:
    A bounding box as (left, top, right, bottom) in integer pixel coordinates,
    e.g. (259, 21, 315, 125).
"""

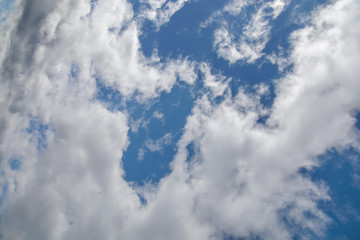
(1, 0, 360, 239)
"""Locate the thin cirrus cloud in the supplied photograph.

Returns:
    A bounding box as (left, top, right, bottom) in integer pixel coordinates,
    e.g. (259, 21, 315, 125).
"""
(0, 0, 359, 240)
(137, 0, 191, 29)
(205, 0, 288, 64)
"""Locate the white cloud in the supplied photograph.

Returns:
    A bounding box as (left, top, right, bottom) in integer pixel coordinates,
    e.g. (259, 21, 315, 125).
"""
(223, 0, 253, 16)
(266, 49, 289, 72)
(137, 147, 146, 161)
(213, 0, 287, 64)
(138, 133, 172, 161)
(138, 0, 191, 29)
(1, 103, 140, 240)
(165, 57, 198, 85)
(199, 62, 230, 97)
(198, 10, 221, 30)
(152, 111, 164, 120)
(146, 132, 172, 152)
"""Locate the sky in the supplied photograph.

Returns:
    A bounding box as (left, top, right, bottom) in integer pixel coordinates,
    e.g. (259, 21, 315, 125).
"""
(0, 0, 360, 239)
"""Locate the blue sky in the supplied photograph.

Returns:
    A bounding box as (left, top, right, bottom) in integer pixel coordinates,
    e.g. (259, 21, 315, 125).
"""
(1, 0, 360, 239)
(0, 0, 14, 22)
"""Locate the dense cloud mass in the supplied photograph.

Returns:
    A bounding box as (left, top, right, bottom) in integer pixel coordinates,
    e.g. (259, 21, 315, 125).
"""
(0, 0, 360, 239)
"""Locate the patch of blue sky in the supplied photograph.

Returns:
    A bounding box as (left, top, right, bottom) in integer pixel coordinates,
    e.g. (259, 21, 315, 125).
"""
(90, 65, 126, 111)
(8, 157, 21, 171)
(122, 82, 195, 185)
(139, 0, 225, 59)
(137, 0, 284, 99)
(277, 205, 319, 240)
(264, 0, 330, 57)
(0, 0, 15, 22)
(93, 63, 198, 185)
(354, 111, 360, 130)
(127, 0, 143, 15)
(299, 148, 360, 239)
(94, 76, 124, 111)
(185, 141, 196, 163)
(0, 183, 8, 206)
(88, 0, 98, 15)
(69, 62, 80, 79)
(92, 54, 202, 185)
(26, 117, 51, 152)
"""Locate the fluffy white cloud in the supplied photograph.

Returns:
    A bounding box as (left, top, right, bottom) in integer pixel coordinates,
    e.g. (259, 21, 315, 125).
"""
(0, 0, 360, 240)
(1, 103, 141, 240)
(168, 93, 330, 239)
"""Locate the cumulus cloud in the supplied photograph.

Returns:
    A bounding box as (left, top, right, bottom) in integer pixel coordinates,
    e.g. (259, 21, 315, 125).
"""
(1, 0, 360, 240)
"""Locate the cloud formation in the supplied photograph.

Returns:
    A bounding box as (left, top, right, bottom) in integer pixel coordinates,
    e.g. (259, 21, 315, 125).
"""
(138, 0, 191, 29)
(1, 0, 360, 239)
(212, 0, 287, 64)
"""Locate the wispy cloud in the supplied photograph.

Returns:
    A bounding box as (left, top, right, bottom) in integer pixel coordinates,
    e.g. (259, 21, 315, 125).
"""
(138, 0, 191, 29)
(138, 133, 172, 161)
(207, 0, 288, 64)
